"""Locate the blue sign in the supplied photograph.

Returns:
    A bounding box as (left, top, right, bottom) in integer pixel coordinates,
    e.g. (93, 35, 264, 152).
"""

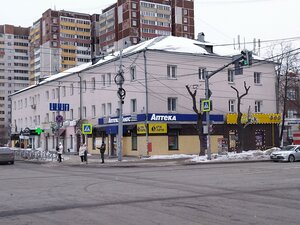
(49, 103, 70, 111)
(99, 113, 224, 125)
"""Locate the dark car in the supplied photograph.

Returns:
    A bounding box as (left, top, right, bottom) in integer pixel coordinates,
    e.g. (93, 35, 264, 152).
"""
(0, 147, 15, 164)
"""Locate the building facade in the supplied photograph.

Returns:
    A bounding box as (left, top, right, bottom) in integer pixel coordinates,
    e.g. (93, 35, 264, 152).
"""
(0, 24, 30, 146)
(10, 36, 279, 155)
(99, 0, 194, 53)
(29, 9, 98, 85)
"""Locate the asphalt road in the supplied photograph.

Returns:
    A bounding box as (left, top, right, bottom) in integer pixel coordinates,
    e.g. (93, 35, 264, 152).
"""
(0, 161, 299, 225)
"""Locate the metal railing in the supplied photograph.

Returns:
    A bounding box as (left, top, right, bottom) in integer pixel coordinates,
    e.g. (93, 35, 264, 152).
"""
(13, 149, 58, 162)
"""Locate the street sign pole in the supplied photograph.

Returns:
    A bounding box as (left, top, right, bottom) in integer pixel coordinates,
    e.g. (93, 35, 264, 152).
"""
(205, 73, 211, 160)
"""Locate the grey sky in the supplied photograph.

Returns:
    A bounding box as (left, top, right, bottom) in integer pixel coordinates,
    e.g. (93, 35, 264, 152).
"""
(1, 0, 300, 51)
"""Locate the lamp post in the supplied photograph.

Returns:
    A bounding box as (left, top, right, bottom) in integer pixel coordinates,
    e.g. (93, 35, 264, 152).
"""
(115, 50, 125, 161)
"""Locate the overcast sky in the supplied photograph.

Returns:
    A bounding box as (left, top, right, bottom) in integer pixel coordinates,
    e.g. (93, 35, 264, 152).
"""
(1, 0, 300, 52)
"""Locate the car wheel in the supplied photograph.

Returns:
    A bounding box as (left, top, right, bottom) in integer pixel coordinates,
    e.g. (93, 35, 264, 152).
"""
(288, 155, 295, 162)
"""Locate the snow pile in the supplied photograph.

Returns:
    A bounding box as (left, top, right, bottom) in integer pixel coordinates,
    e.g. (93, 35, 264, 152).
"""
(148, 148, 278, 163)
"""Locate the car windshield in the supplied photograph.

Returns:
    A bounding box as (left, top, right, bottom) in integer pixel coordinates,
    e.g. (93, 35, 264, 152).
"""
(281, 145, 296, 151)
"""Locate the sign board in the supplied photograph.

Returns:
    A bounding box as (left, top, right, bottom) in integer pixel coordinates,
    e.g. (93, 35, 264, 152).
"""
(149, 124, 167, 134)
(82, 124, 92, 134)
(137, 124, 167, 134)
(201, 100, 211, 112)
(49, 103, 70, 111)
(226, 113, 282, 124)
(56, 115, 64, 123)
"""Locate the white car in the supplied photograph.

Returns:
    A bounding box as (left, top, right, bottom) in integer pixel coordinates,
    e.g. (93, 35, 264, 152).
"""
(270, 145, 300, 162)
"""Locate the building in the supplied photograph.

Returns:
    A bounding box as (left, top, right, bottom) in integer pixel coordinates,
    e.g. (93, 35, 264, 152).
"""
(10, 36, 280, 155)
(0, 24, 30, 146)
(99, 0, 194, 53)
(29, 9, 99, 85)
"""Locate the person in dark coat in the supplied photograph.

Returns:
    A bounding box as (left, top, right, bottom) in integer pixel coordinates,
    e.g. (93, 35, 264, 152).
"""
(98, 141, 106, 163)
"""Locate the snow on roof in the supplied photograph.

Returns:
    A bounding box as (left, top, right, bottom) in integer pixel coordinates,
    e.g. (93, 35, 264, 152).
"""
(10, 36, 265, 96)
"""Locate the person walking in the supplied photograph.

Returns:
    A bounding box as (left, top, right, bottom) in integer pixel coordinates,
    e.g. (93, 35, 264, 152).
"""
(83, 144, 88, 164)
(57, 142, 63, 163)
(79, 143, 85, 163)
(98, 141, 106, 163)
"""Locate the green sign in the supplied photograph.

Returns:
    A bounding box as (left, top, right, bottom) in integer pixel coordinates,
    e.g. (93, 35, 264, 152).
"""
(82, 124, 92, 134)
(35, 127, 44, 135)
(201, 100, 211, 112)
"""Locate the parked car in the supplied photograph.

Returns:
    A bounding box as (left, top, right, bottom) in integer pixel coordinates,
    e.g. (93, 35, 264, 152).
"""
(270, 145, 300, 162)
(0, 147, 15, 165)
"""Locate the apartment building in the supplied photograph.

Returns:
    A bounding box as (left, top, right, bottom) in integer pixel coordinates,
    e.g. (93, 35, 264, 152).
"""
(0, 24, 30, 146)
(99, 0, 194, 52)
(29, 9, 98, 85)
(10, 36, 280, 155)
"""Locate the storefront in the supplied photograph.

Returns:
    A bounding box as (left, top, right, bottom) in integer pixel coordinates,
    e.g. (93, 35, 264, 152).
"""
(95, 113, 224, 156)
(226, 113, 281, 150)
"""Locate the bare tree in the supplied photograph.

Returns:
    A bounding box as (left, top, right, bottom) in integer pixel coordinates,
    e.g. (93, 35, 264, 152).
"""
(267, 42, 300, 144)
(231, 81, 251, 152)
(186, 85, 206, 156)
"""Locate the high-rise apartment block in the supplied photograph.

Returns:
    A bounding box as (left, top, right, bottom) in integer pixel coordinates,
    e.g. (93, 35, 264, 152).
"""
(29, 9, 95, 84)
(0, 25, 30, 145)
(99, 0, 194, 52)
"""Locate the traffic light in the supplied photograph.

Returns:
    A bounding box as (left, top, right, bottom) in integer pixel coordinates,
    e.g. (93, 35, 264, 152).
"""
(241, 50, 253, 66)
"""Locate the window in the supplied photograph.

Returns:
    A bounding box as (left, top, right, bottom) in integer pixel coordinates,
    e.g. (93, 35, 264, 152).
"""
(46, 91, 49, 100)
(70, 84, 74, 95)
(62, 86, 66, 97)
(130, 66, 136, 81)
(131, 99, 137, 113)
(102, 103, 106, 116)
(83, 80, 87, 92)
(228, 69, 234, 83)
(254, 72, 261, 84)
(70, 109, 73, 120)
(107, 73, 112, 86)
(83, 107, 87, 118)
(287, 110, 297, 118)
(287, 88, 297, 100)
(132, 2, 137, 9)
(183, 9, 188, 15)
(168, 130, 179, 150)
(255, 101, 262, 113)
(107, 103, 112, 115)
(199, 67, 206, 80)
(228, 100, 235, 113)
(132, 11, 137, 18)
(131, 131, 137, 150)
(183, 26, 188, 32)
(52, 89, 56, 99)
(91, 77, 96, 90)
(132, 20, 137, 27)
(168, 97, 177, 112)
(167, 65, 177, 79)
(183, 17, 188, 23)
(92, 105, 96, 117)
(101, 75, 106, 87)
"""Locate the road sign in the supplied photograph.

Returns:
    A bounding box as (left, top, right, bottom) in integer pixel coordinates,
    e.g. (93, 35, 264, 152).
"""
(35, 127, 44, 135)
(201, 99, 211, 112)
(49, 103, 70, 111)
(56, 115, 64, 123)
(82, 124, 92, 134)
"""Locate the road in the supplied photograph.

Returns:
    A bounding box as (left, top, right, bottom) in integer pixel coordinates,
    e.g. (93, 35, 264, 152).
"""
(0, 161, 299, 225)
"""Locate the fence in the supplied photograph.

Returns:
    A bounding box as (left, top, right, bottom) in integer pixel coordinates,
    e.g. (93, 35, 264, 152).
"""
(13, 149, 58, 162)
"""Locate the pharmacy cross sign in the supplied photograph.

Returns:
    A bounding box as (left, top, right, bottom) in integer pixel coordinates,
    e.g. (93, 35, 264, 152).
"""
(35, 127, 44, 135)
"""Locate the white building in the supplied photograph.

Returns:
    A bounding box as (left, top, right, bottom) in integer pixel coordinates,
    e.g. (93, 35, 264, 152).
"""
(10, 36, 279, 155)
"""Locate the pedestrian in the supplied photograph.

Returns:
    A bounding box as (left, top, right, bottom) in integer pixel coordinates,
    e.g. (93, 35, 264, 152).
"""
(98, 141, 106, 163)
(83, 143, 88, 164)
(57, 142, 63, 163)
(79, 143, 85, 163)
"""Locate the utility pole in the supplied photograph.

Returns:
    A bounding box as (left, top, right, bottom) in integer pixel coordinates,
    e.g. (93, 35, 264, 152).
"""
(115, 50, 125, 161)
(205, 51, 252, 159)
(143, 50, 149, 155)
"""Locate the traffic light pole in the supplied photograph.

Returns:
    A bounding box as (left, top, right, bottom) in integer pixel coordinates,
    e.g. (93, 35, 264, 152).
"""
(205, 55, 245, 160)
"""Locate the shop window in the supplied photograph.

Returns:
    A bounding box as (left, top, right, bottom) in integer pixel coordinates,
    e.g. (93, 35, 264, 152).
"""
(255, 130, 265, 148)
(131, 131, 137, 150)
(168, 130, 178, 150)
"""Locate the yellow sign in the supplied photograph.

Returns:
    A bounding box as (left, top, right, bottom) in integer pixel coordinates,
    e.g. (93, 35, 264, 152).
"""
(137, 124, 147, 134)
(149, 124, 167, 134)
(137, 124, 168, 134)
(226, 113, 282, 124)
